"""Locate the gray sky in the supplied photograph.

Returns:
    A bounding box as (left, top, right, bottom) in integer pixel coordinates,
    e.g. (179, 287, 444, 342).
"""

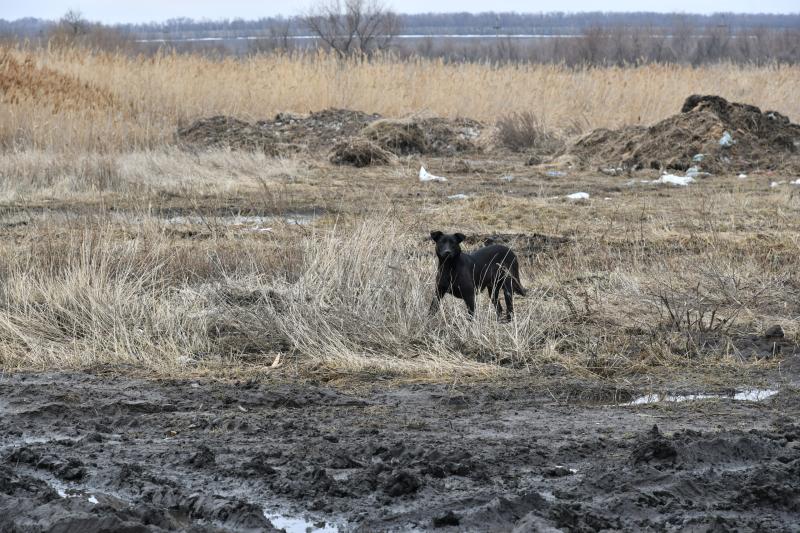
(2, 0, 798, 23)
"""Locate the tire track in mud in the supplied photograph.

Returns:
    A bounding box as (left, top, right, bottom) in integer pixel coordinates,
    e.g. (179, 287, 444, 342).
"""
(0, 372, 798, 532)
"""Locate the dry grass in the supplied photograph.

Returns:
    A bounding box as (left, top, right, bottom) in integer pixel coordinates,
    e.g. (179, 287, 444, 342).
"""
(0, 148, 797, 379)
(2, 46, 800, 150)
(1, 46, 798, 381)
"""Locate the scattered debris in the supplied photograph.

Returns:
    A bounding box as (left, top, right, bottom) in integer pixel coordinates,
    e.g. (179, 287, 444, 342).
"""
(419, 166, 447, 182)
(719, 131, 735, 147)
(792, 179, 800, 186)
(654, 174, 695, 186)
(738, 173, 748, 178)
(546, 170, 567, 177)
(692, 153, 705, 162)
(771, 181, 786, 188)
(500, 175, 515, 182)
(685, 166, 711, 178)
(447, 194, 469, 200)
(600, 167, 624, 176)
(566, 192, 590, 200)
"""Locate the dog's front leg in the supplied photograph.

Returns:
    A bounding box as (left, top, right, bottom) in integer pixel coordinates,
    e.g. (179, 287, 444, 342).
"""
(463, 290, 476, 318)
(429, 285, 446, 315)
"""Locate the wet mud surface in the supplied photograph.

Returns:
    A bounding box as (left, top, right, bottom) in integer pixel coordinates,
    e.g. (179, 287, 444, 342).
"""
(1, 371, 799, 532)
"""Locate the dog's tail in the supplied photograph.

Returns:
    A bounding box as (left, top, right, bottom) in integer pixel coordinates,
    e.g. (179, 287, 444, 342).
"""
(511, 261, 527, 296)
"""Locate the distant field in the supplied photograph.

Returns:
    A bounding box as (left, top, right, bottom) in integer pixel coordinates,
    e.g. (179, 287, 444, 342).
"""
(2, 47, 799, 151)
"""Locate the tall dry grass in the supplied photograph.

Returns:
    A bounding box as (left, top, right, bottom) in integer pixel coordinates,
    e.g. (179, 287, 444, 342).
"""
(0, 210, 794, 378)
(2, 46, 800, 151)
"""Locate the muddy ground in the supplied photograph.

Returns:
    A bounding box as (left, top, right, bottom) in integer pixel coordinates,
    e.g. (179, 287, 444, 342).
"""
(1, 366, 799, 533)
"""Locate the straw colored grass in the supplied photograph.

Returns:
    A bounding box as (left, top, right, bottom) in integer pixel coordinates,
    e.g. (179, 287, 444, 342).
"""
(2, 46, 799, 150)
(1, 46, 798, 380)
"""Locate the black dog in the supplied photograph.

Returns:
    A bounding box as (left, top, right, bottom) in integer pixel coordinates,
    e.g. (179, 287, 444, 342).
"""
(429, 231, 526, 320)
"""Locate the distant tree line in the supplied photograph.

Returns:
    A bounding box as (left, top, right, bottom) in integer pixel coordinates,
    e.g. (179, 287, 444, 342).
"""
(2, 10, 799, 66)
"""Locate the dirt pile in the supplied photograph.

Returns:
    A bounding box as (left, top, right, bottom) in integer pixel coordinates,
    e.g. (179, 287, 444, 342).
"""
(176, 115, 281, 154)
(570, 94, 800, 173)
(363, 117, 483, 157)
(257, 108, 382, 152)
(177, 109, 483, 163)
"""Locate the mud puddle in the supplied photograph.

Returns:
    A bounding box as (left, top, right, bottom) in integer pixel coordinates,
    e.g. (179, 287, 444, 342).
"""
(624, 388, 779, 405)
(163, 213, 317, 229)
(264, 511, 340, 533)
(1, 372, 798, 532)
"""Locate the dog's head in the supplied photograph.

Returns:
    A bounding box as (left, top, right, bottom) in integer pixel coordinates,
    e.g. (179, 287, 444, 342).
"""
(430, 231, 466, 260)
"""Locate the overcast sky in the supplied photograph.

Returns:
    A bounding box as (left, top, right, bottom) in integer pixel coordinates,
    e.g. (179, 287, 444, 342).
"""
(2, 0, 798, 23)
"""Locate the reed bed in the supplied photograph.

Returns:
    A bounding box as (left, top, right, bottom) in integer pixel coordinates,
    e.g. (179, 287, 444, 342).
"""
(2, 46, 799, 151)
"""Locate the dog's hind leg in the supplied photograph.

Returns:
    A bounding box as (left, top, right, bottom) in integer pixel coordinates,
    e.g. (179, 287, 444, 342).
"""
(502, 278, 514, 320)
(490, 284, 504, 318)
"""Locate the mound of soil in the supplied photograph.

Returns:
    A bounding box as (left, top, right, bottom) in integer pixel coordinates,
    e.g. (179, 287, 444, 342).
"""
(177, 109, 483, 159)
(570, 94, 800, 173)
(419, 117, 484, 155)
(177, 109, 380, 155)
(362, 119, 427, 155)
(257, 108, 382, 152)
(330, 138, 396, 167)
(363, 117, 483, 156)
(176, 116, 281, 154)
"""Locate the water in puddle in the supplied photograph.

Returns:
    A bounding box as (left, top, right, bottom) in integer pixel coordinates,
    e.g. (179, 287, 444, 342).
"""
(625, 389, 778, 406)
(165, 214, 316, 227)
(264, 512, 339, 533)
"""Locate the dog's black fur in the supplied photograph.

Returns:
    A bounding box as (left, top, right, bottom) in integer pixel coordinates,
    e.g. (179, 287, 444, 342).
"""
(429, 231, 526, 320)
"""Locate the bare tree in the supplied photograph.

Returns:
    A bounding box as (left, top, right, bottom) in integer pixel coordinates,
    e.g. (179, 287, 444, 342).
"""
(302, 0, 401, 57)
(61, 9, 88, 36)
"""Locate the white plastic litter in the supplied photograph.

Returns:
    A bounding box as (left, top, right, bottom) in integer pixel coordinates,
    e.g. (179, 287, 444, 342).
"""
(770, 181, 785, 188)
(600, 167, 623, 176)
(655, 174, 695, 186)
(419, 166, 447, 182)
(546, 170, 567, 177)
(87, 496, 99, 504)
(692, 153, 705, 162)
(719, 131, 735, 147)
(738, 173, 748, 179)
(685, 166, 710, 178)
(447, 193, 469, 200)
(566, 192, 590, 200)
(500, 175, 515, 182)
(791, 179, 800, 185)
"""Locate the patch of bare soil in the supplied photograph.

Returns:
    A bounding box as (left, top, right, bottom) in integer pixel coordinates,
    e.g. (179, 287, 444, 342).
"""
(570, 94, 800, 173)
(1, 369, 799, 532)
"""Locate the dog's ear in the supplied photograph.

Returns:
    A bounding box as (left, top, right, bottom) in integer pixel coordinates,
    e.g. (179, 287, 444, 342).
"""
(430, 231, 443, 242)
(454, 233, 466, 243)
